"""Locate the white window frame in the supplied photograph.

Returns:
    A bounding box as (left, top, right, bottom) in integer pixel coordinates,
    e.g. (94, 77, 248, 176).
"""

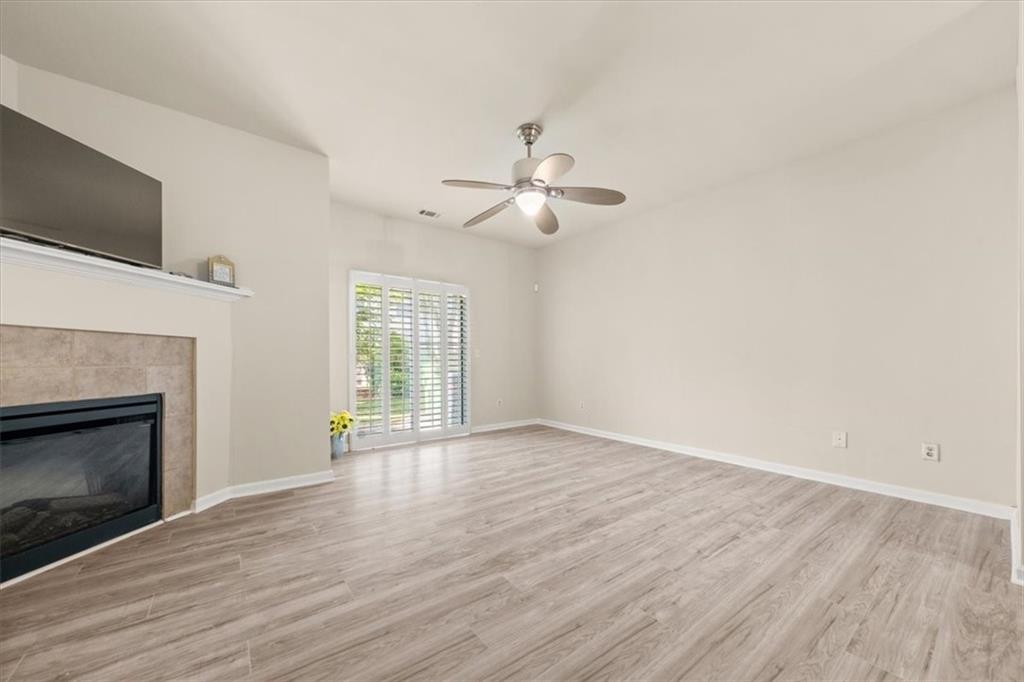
(348, 270, 471, 449)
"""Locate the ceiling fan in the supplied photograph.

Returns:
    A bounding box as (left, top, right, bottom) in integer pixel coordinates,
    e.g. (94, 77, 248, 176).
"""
(441, 123, 626, 235)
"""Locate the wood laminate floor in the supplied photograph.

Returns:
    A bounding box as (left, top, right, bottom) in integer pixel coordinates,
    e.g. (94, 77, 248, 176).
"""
(1, 426, 1021, 681)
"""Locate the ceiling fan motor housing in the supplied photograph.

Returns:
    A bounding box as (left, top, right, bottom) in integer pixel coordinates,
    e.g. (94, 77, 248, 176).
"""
(512, 157, 543, 185)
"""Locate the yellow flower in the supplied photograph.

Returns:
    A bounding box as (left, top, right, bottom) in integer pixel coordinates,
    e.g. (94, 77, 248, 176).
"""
(329, 410, 356, 436)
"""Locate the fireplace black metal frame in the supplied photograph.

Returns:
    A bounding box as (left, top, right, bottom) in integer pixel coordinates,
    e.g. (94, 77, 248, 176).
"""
(0, 394, 162, 582)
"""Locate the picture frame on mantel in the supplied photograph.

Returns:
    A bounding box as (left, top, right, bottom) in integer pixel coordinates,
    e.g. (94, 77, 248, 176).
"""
(207, 255, 236, 287)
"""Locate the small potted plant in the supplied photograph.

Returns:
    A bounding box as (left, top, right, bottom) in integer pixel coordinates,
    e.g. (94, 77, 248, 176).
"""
(330, 410, 355, 458)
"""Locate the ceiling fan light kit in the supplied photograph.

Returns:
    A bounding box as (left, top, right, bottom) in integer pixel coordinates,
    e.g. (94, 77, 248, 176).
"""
(442, 122, 626, 235)
(514, 188, 547, 216)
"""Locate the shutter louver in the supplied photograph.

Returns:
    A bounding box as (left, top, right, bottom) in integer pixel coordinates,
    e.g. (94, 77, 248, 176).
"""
(418, 291, 443, 431)
(447, 294, 468, 427)
(354, 283, 384, 436)
(388, 287, 414, 433)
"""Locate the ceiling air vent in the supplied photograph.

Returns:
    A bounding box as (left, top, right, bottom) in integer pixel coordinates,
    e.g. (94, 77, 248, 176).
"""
(418, 209, 440, 218)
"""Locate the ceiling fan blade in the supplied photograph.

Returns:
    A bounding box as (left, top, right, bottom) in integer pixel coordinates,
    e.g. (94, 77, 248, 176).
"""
(532, 153, 575, 185)
(442, 179, 511, 190)
(464, 198, 514, 227)
(534, 203, 559, 235)
(552, 186, 626, 205)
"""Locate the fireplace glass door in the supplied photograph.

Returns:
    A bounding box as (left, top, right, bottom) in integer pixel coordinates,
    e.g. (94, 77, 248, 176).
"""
(0, 394, 162, 581)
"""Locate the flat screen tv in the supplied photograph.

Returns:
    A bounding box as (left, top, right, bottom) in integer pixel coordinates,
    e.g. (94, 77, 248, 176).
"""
(0, 106, 162, 268)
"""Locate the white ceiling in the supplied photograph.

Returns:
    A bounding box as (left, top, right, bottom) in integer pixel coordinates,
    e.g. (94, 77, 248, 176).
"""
(1, 1, 1018, 247)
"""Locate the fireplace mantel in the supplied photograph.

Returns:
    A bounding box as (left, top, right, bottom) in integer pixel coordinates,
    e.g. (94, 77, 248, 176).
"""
(0, 237, 254, 302)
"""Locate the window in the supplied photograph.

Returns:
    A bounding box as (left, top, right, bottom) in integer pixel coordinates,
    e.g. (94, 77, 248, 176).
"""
(388, 287, 414, 433)
(353, 283, 384, 436)
(446, 293, 468, 427)
(418, 291, 443, 431)
(350, 271, 470, 447)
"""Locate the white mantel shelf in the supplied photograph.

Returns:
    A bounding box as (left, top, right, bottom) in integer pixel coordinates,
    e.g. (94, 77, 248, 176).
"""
(0, 237, 254, 302)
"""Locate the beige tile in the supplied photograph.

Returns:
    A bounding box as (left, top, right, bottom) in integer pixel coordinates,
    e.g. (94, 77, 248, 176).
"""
(0, 325, 74, 368)
(0, 367, 74, 406)
(72, 367, 147, 400)
(72, 330, 148, 367)
(163, 463, 194, 517)
(143, 335, 194, 367)
(163, 415, 195, 472)
(146, 365, 194, 418)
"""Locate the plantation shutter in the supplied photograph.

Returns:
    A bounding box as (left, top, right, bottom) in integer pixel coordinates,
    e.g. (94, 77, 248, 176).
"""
(349, 272, 470, 448)
(388, 288, 414, 433)
(353, 283, 384, 437)
(446, 294, 469, 427)
(418, 291, 443, 431)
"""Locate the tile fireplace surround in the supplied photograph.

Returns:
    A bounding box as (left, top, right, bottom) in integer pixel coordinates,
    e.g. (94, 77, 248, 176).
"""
(0, 325, 195, 517)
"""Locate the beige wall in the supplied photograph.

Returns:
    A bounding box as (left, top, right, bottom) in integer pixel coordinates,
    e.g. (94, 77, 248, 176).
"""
(0, 56, 17, 109)
(0, 265, 233, 499)
(539, 88, 1018, 507)
(1, 57, 332, 489)
(1016, 0, 1023, 576)
(329, 203, 538, 428)
(1, 54, 1017, 520)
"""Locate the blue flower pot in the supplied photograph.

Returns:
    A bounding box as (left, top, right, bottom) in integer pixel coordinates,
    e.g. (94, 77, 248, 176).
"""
(330, 432, 347, 458)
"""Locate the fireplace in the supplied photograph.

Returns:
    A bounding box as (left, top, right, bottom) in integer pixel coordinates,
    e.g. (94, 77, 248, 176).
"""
(0, 394, 162, 581)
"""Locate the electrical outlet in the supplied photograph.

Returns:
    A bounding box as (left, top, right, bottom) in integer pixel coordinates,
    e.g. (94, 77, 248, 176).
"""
(496, 398, 503, 408)
(832, 431, 847, 448)
(921, 443, 940, 462)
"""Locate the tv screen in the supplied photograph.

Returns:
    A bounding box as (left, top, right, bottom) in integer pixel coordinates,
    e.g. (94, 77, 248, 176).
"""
(0, 106, 162, 268)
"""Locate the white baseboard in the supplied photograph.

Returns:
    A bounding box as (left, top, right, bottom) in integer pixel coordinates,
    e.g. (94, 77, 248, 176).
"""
(537, 419, 1014, 521)
(1012, 508, 1023, 586)
(350, 420, 538, 452)
(193, 487, 232, 513)
(472, 419, 541, 434)
(194, 469, 335, 513)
